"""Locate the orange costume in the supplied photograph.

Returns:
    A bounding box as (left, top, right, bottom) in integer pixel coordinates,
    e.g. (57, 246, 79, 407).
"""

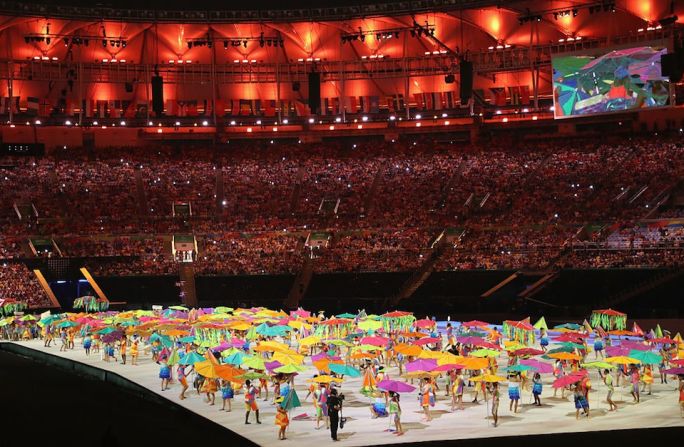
(275, 407, 289, 428)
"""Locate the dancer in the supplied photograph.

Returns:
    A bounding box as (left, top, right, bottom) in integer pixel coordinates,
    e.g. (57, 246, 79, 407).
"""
(59, 327, 68, 352)
(553, 359, 565, 398)
(159, 359, 171, 391)
(314, 383, 330, 430)
(593, 336, 604, 359)
(679, 380, 684, 417)
(641, 364, 653, 395)
(532, 372, 543, 406)
(275, 398, 289, 440)
(491, 382, 500, 427)
(119, 337, 127, 365)
(221, 379, 233, 411)
(244, 380, 261, 424)
(130, 339, 138, 365)
(178, 364, 190, 400)
(602, 369, 617, 411)
(508, 373, 521, 413)
(540, 328, 549, 352)
(83, 335, 92, 356)
(389, 392, 403, 435)
(630, 365, 641, 403)
(451, 370, 465, 411)
(420, 377, 435, 422)
(573, 383, 590, 419)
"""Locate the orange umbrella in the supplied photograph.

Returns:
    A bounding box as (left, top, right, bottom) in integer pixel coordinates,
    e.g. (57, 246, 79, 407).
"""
(394, 343, 423, 356)
(460, 357, 489, 370)
(351, 352, 376, 360)
(548, 352, 581, 361)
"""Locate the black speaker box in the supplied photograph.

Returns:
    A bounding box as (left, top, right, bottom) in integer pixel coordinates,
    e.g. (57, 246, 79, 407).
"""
(445, 74, 455, 84)
(308, 72, 321, 114)
(151, 75, 164, 115)
(460, 61, 473, 104)
(292, 81, 300, 91)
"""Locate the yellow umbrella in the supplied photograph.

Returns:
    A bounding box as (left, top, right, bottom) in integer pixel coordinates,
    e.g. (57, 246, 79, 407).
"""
(470, 374, 506, 383)
(417, 350, 444, 360)
(310, 375, 344, 384)
(437, 353, 465, 366)
(299, 335, 322, 346)
(288, 320, 311, 330)
(229, 321, 252, 331)
(254, 340, 289, 352)
(402, 371, 440, 379)
(272, 351, 305, 365)
(606, 356, 641, 365)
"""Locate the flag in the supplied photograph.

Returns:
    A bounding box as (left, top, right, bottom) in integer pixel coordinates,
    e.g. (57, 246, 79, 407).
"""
(135, 102, 148, 118)
(108, 100, 120, 118)
(229, 100, 240, 116)
(369, 95, 380, 113)
(343, 96, 357, 113)
(214, 99, 226, 117)
(1, 97, 20, 114)
(509, 86, 521, 105)
(520, 85, 531, 105)
(65, 99, 76, 116)
(26, 97, 39, 115)
(185, 100, 198, 116)
(413, 93, 425, 110)
(264, 100, 276, 117)
(96, 100, 108, 118)
(472, 89, 486, 106)
(124, 101, 136, 118)
(432, 92, 443, 110)
(443, 91, 456, 109)
(239, 99, 252, 115)
(294, 100, 310, 116)
(331, 97, 341, 114)
(490, 87, 507, 106)
(40, 99, 53, 117)
(320, 98, 329, 115)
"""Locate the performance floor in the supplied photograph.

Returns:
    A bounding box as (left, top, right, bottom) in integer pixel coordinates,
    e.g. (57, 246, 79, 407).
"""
(5, 339, 684, 446)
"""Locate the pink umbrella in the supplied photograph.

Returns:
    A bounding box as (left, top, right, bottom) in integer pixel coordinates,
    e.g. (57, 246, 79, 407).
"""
(360, 336, 390, 347)
(414, 319, 436, 329)
(461, 320, 490, 328)
(414, 337, 441, 346)
(405, 359, 438, 372)
(265, 360, 283, 373)
(520, 359, 554, 374)
(377, 379, 417, 393)
(619, 340, 649, 351)
(433, 363, 465, 372)
(605, 346, 631, 357)
(513, 348, 545, 357)
(661, 367, 684, 375)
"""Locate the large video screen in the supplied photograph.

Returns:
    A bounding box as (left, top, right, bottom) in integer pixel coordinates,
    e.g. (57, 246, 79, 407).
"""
(552, 46, 670, 118)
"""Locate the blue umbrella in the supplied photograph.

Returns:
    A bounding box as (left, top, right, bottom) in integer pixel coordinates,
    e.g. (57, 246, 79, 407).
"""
(179, 351, 206, 365)
(329, 363, 362, 377)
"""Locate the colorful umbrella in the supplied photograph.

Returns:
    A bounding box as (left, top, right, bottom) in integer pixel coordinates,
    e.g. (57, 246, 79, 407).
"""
(328, 364, 362, 377)
(377, 379, 416, 393)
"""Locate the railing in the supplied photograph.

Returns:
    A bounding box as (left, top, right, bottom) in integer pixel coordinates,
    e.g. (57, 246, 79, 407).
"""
(0, 0, 504, 23)
(0, 28, 672, 84)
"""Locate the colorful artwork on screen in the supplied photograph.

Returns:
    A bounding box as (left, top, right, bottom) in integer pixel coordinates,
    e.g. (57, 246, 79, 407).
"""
(552, 46, 670, 118)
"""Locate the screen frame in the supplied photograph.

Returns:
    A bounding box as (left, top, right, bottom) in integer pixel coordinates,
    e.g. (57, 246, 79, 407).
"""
(551, 40, 673, 120)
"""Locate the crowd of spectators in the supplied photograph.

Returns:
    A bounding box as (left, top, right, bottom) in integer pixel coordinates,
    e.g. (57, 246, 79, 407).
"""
(2, 135, 684, 279)
(0, 262, 52, 307)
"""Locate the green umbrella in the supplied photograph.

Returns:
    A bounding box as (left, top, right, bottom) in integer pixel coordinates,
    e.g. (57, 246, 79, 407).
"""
(336, 313, 356, 319)
(556, 342, 585, 351)
(280, 388, 302, 411)
(326, 339, 353, 347)
(329, 364, 362, 377)
(167, 348, 181, 366)
(57, 321, 79, 328)
(546, 346, 575, 354)
(242, 356, 266, 370)
(237, 371, 269, 380)
(215, 306, 233, 313)
(581, 361, 616, 369)
(274, 364, 306, 374)
(358, 320, 382, 331)
(503, 364, 536, 372)
(223, 350, 248, 365)
(628, 350, 662, 365)
(179, 351, 206, 365)
(179, 336, 195, 343)
(169, 305, 189, 311)
(20, 315, 37, 322)
(470, 349, 501, 358)
(97, 327, 118, 335)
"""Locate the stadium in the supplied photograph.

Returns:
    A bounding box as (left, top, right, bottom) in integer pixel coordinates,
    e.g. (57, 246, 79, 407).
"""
(1, 0, 683, 445)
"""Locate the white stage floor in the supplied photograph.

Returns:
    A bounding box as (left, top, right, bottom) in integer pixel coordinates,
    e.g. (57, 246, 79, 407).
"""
(6, 340, 684, 446)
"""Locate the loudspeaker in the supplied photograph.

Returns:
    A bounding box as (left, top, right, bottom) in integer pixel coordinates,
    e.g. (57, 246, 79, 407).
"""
(459, 61, 473, 104)
(661, 52, 683, 83)
(125, 82, 133, 93)
(151, 75, 164, 115)
(445, 74, 455, 84)
(308, 72, 321, 114)
(292, 81, 300, 91)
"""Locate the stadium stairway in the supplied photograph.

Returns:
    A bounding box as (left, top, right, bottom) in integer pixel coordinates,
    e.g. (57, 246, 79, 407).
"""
(178, 263, 198, 308)
(360, 163, 385, 217)
(214, 163, 224, 215)
(284, 251, 314, 310)
(32, 269, 62, 309)
(289, 168, 305, 214)
(134, 167, 148, 214)
(599, 267, 684, 310)
(385, 240, 450, 308)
